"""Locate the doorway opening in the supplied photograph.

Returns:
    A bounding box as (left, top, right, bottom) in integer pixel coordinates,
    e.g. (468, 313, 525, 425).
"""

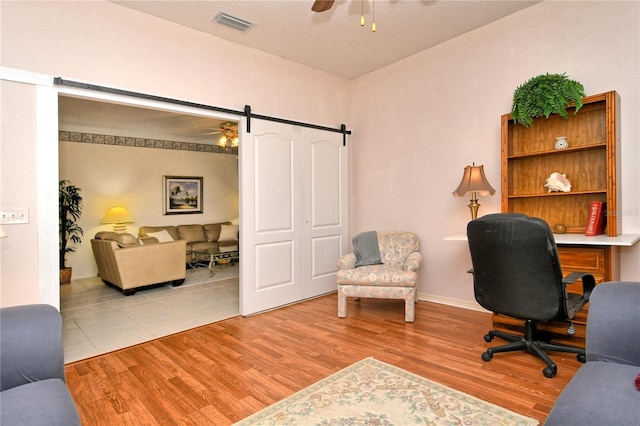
(58, 94, 240, 362)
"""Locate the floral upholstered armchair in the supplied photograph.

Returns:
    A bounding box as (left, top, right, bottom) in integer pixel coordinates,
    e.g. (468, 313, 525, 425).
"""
(336, 231, 422, 322)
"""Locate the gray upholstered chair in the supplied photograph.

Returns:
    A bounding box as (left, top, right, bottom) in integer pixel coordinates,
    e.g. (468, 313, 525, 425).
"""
(545, 281, 640, 425)
(337, 231, 422, 322)
(0, 304, 81, 426)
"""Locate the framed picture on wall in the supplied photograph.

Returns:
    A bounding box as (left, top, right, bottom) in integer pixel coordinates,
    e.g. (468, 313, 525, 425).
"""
(163, 176, 203, 215)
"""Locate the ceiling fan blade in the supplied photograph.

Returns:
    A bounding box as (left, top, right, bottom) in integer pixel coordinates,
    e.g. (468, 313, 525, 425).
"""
(311, 0, 335, 12)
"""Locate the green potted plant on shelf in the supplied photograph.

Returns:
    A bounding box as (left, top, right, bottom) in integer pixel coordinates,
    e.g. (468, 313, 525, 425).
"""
(59, 179, 83, 284)
(511, 73, 585, 127)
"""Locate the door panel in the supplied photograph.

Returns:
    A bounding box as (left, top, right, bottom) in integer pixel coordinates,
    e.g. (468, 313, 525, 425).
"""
(240, 120, 348, 315)
(305, 135, 348, 297)
(255, 134, 294, 233)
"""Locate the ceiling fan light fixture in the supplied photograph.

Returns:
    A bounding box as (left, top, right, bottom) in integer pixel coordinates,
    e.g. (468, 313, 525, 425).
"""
(212, 12, 254, 32)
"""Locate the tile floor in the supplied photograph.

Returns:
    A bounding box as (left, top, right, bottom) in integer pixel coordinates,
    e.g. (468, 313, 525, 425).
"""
(60, 264, 239, 363)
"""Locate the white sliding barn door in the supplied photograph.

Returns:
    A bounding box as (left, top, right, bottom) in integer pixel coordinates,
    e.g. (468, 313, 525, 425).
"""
(239, 120, 348, 316)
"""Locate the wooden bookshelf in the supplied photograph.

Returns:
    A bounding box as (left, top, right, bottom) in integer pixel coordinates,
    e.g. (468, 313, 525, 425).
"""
(501, 91, 620, 236)
(497, 91, 621, 347)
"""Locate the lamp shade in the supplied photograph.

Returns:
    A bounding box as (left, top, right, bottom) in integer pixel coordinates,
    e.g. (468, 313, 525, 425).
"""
(452, 164, 496, 197)
(0, 225, 7, 239)
(101, 207, 134, 233)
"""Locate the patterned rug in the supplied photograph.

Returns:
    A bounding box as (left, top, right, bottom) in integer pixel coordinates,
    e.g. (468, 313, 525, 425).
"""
(235, 357, 538, 426)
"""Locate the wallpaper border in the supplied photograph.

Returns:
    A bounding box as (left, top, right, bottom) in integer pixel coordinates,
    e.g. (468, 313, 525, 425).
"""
(59, 131, 238, 155)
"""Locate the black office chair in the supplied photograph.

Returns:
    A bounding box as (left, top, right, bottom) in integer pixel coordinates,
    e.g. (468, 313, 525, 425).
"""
(467, 213, 596, 378)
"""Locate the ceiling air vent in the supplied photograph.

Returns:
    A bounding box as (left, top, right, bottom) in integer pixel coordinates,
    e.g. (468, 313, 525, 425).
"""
(212, 12, 254, 32)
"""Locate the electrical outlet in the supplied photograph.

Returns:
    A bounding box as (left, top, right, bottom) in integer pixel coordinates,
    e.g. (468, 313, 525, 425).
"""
(0, 208, 29, 224)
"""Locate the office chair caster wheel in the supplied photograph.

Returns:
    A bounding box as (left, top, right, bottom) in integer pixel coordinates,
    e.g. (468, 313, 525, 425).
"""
(577, 353, 586, 363)
(483, 334, 493, 342)
(543, 366, 556, 378)
(481, 351, 493, 362)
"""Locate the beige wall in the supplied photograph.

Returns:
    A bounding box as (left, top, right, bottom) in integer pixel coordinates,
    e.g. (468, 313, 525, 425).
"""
(0, 80, 40, 306)
(350, 1, 640, 305)
(1, 1, 638, 309)
(59, 140, 238, 279)
(0, 1, 351, 307)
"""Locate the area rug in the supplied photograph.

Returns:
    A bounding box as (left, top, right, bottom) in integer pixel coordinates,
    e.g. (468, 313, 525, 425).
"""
(234, 357, 538, 426)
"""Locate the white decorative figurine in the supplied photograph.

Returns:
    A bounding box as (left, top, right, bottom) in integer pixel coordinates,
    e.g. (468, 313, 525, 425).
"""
(554, 136, 569, 149)
(544, 172, 572, 193)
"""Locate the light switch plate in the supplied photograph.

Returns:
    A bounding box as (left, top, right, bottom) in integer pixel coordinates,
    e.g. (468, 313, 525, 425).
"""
(0, 208, 29, 224)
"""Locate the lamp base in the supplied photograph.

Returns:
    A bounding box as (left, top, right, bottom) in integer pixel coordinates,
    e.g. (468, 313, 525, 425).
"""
(112, 223, 127, 233)
(468, 192, 481, 220)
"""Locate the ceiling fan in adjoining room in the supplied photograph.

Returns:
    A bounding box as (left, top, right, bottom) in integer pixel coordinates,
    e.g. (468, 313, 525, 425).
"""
(311, 0, 335, 12)
(215, 122, 239, 148)
(203, 121, 239, 148)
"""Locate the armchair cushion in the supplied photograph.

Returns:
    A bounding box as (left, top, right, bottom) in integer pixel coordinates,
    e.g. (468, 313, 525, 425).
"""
(337, 264, 417, 287)
(352, 231, 382, 267)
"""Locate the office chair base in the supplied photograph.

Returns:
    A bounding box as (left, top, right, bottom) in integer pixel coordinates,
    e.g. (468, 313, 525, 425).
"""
(481, 320, 585, 378)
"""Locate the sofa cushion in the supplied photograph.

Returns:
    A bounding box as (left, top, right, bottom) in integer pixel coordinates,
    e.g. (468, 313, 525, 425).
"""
(219, 224, 239, 242)
(545, 362, 640, 425)
(0, 378, 81, 426)
(147, 229, 174, 243)
(204, 223, 223, 242)
(190, 241, 220, 252)
(139, 226, 179, 241)
(177, 225, 207, 243)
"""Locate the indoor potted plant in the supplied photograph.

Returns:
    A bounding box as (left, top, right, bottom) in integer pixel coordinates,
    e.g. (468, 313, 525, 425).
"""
(59, 179, 83, 284)
(511, 73, 585, 127)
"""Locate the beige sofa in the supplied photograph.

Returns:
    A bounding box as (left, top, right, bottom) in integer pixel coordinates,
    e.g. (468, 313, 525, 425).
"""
(91, 231, 186, 295)
(138, 222, 239, 264)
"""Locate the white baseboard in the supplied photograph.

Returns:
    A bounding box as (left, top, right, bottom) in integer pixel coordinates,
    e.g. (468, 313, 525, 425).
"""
(417, 292, 489, 313)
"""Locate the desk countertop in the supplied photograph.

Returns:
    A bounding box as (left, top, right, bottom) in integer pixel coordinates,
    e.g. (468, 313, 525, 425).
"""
(444, 233, 640, 247)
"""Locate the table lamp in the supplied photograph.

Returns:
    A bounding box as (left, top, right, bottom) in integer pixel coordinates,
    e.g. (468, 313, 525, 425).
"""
(452, 163, 495, 220)
(101, 206, 134, 233)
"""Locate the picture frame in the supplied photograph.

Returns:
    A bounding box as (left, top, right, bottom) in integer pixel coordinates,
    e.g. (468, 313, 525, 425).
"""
(163, 176, 203, 215)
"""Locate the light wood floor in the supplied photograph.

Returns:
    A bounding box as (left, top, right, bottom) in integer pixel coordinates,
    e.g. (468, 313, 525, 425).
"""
(65, 294, 579, 425)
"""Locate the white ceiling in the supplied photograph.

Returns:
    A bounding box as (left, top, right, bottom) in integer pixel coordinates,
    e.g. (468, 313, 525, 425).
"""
(112, 0, 538, 80)
(58, 96, 229, 144)
(61, 1, 538, 141)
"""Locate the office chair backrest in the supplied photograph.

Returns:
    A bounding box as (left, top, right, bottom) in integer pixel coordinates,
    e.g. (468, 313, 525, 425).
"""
(467, 213, 565, 322)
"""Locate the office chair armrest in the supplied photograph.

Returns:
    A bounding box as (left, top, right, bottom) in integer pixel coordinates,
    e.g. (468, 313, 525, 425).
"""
(562, 271, 596, 300)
